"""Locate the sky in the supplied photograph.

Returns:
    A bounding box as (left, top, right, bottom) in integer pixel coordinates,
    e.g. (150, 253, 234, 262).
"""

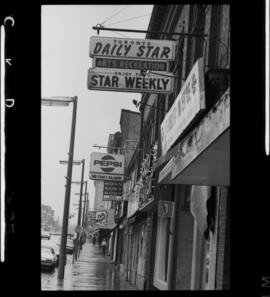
(41, 5, 153, 226)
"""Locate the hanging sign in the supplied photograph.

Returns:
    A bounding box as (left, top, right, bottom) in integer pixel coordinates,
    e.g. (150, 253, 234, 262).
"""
(87, 68, 174, 94)
(103, 181, 123, 201)
(160, 58, 206, 155)
(158, 200, 175, 218)
(89, 36, 176, 60)
(95, 210, 107, 225)
(93, 57, 169, 72)
(89, 152, 124, 181)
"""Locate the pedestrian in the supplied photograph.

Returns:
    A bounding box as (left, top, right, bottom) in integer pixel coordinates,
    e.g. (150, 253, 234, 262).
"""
(101, 239, 107, 255)
(92, 236, 96, 245)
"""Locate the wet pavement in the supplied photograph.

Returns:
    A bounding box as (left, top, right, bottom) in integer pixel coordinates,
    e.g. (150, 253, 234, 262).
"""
(41, 237, 138, 290)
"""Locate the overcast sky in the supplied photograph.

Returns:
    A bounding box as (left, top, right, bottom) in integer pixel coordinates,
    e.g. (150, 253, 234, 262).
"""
(41, 5, 153, 225)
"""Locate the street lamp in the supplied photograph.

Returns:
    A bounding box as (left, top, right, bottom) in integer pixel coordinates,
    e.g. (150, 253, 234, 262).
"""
(132, 99, 165, 111)
(42, 95, 78, 280)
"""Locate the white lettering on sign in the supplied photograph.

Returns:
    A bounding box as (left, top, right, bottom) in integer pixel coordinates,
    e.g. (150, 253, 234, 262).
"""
(161, 58, 206, 155)
(89, 36, 176, 60)
(93, 57, 168, 71)
(87, 68, 173, 94)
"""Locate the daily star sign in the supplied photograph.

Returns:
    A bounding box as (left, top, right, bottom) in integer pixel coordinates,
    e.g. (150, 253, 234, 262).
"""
(88, 36, 175, 94)
(89, 152, 124, 181)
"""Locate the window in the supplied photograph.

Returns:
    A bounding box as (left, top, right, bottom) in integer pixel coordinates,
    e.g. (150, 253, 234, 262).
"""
(181, 185, 192, 211)
(153, 216, 170, 289)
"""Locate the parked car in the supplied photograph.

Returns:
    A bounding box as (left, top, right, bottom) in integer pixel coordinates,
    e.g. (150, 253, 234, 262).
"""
(57, 237, 74, 254)
(66, 238, 74, 254)
(42, 241, 60, 266)
(41, 231, 50, 240)
(41, 246, 57, 271)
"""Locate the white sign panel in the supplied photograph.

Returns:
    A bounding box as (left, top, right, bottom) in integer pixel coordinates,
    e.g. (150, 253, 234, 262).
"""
(161, 58, 206, 155)
(90, 36, 176, 60)
(87, 68, 174, 94)
(89, 152, 124, 181)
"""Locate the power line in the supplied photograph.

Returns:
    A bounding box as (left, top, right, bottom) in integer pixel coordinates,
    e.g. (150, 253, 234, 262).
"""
(105, 13, 151, 27)
(99, 5, 130, 26)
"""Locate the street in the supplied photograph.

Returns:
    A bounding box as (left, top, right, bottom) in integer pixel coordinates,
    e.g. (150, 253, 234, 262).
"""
(41, 235, 137, 290)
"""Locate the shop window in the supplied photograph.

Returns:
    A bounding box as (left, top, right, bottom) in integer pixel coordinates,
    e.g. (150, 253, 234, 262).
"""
(153, 216, 170, 289)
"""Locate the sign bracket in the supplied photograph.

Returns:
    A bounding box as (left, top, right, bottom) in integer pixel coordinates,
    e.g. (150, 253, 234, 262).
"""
(92, 25, 208, 38)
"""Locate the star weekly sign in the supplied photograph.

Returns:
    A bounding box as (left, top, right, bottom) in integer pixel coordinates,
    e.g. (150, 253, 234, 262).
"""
(87, 36, 176, 94)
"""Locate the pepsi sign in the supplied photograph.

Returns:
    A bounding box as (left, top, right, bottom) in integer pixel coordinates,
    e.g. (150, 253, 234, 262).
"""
(90, 152, 124, 181)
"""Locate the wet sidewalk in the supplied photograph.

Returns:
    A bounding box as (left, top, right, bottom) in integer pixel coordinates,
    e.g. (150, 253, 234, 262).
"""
(42, 241, 138, 290)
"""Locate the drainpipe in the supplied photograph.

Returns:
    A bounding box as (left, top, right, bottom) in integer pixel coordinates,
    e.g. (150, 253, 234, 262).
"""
(166, 185, 180, 290)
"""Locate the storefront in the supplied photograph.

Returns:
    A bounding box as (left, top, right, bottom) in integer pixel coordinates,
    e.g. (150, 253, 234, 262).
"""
(155, 87, 230, 290)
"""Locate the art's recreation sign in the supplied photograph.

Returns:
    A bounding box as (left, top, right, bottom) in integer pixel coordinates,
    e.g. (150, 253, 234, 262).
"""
(87, 68, 173, 94)
(160, 58, 206, 155)
(89, 36, 176, 60)
(93, 57, 168, 72)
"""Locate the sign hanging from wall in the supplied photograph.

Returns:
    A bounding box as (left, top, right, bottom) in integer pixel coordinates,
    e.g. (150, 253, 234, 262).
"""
(93, 57, 169, 72)
(158, 200, 175, 218)
(95, 210, 107, 225)
(87, 68, 174, 94)
(103, 181, 123, 201)
(160, 58, 206, 155)
(89, 152, 124, 181)
(89, 36, 176, 60)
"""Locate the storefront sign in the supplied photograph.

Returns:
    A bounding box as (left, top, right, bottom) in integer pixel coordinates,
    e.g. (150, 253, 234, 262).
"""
(158, 200, 174, 218)
(95, 210, 107, 225)
(87, 68, 174, 94)
(171, 88, 230, 186)
(93, 57, 169, 72)
(161, 58, 206, 155)
(158, 157, 175, 184)
(103, 181, 123, 201)
(89, 152, 124, 181)
(90, 36, 176, 60)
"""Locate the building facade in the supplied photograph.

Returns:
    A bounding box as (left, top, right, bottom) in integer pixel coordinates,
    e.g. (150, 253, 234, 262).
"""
(89, 4, 230, 291)
(119, 4, 230, 290)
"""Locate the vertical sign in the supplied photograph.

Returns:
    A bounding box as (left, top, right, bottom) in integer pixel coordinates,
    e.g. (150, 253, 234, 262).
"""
(161, 58, 206, 155)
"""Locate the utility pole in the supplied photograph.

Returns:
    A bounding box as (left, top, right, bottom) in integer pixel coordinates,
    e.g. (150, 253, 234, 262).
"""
(75, 159, 85, 260)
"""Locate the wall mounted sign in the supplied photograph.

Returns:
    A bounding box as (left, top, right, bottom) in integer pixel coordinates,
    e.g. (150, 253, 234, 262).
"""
(90, 36, 176, 60)
(95, 210, 107, 225)
(160, 58, 206, 155)
(158, 200, 175, 218)
(103, 181, 123, 201)
(89, 152, 124, 181)
(87, 68, 174, 94)
(93, 57, 169, 72)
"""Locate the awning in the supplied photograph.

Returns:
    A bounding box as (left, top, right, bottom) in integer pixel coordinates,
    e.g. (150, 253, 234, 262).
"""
(158, 87, 230, 186)
(158, 156, 175, 184)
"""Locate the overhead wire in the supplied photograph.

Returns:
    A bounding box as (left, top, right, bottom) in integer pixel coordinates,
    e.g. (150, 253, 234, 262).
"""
(105, 13, 151, 27)
(99, 5, 130, 26)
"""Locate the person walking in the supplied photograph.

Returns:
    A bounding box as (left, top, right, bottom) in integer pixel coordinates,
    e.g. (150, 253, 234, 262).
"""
(101, 239, 107, 255)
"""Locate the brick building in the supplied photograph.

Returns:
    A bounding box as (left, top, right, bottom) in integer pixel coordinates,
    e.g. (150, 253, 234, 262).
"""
(89, 4, 230, 291)
(119, 4, 230, 290)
